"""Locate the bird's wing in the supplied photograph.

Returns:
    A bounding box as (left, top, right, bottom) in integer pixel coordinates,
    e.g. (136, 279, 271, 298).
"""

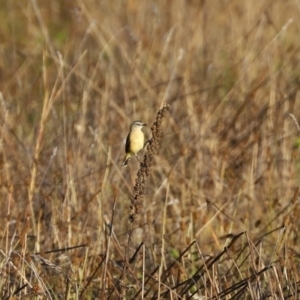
(125, 133, 131, 154)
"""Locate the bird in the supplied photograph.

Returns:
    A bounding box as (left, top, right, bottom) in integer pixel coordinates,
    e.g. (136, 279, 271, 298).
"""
(122, 120, 147, 167)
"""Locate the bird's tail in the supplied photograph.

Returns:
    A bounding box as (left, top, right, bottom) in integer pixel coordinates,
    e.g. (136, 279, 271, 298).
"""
(122, 154, 131, 167)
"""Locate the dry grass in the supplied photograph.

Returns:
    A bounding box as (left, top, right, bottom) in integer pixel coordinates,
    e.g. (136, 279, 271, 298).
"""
(1, 0, 300, 299)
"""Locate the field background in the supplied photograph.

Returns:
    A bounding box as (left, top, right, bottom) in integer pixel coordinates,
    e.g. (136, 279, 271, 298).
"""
(1, 0, 300, 299)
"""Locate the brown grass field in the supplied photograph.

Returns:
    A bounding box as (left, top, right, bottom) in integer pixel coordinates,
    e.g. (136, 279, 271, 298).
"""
(1, 0, 300, 299)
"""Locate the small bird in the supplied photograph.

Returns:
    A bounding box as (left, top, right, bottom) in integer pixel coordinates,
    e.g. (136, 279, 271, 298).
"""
(122, 120, 147, 167)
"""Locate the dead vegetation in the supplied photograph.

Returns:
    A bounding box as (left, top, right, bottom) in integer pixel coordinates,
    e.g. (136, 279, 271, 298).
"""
(0, 0, 300, 299)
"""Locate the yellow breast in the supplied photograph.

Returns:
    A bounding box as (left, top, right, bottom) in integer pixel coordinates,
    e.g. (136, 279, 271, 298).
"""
(130, 130, 144, 154)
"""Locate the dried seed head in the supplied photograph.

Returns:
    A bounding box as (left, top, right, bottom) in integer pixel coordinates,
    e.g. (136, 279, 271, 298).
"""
(129, 104, 170, 227)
